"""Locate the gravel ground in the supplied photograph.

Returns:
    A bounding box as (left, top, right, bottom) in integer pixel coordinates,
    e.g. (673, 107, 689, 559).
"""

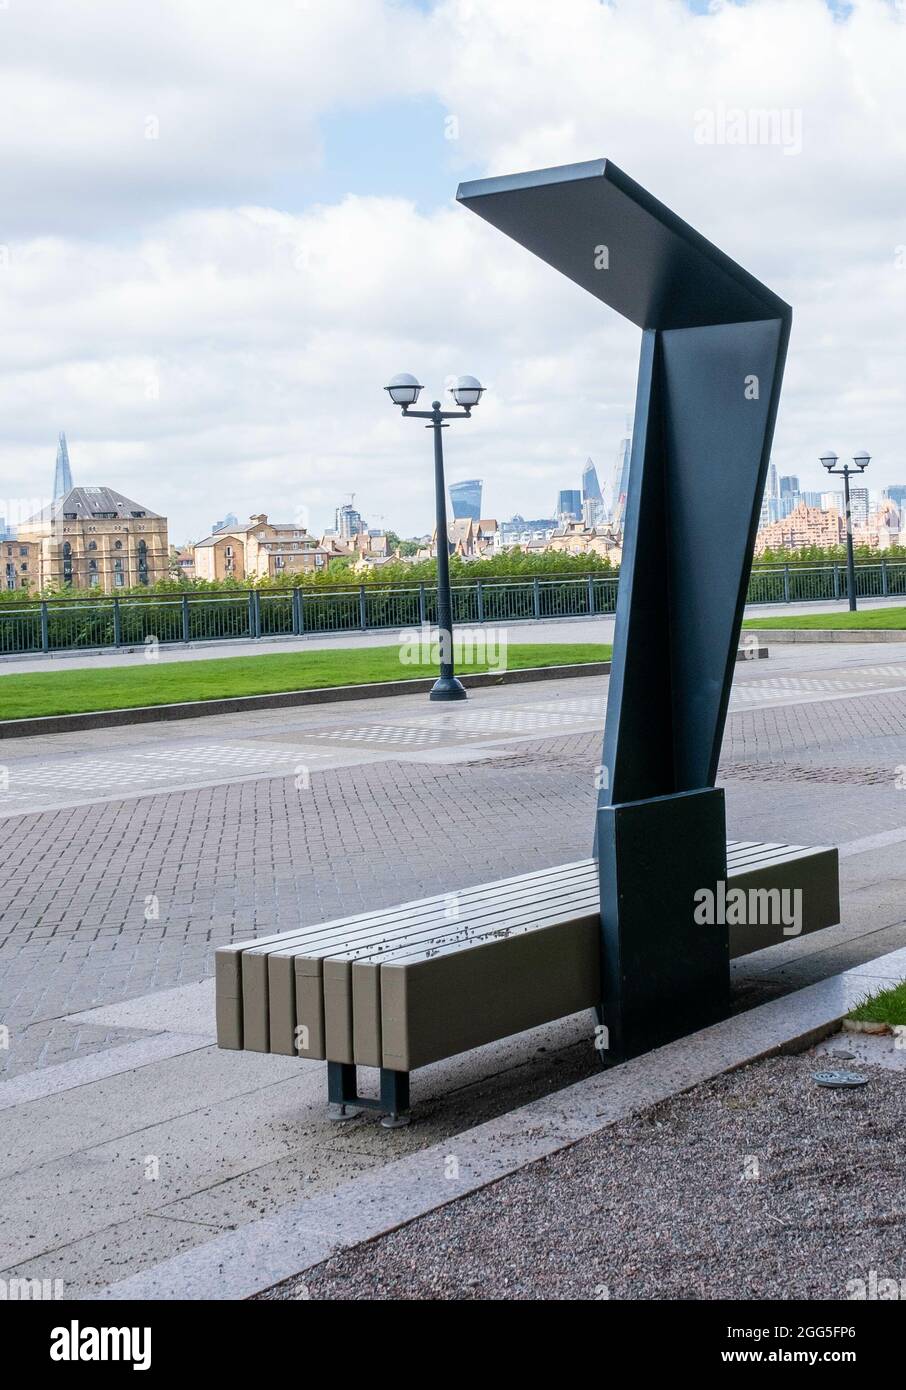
(261, 1054, 906, 1301)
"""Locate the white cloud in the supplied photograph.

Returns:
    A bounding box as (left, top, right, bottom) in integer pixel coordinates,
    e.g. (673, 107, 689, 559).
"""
(1, 0, 905, 538)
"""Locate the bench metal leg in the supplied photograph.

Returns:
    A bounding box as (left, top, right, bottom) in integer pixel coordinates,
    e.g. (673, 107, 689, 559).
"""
(379, 1067, 410, 1129)
(327, 1061, 361, 1121)
(326, 1061, 411, 1127)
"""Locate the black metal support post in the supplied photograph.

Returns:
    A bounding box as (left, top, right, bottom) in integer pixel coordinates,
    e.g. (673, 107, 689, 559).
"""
(843, 470, 857, 613)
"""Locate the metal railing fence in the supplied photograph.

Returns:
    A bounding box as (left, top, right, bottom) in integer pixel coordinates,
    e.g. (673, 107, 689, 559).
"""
(0, 562, 902, 657)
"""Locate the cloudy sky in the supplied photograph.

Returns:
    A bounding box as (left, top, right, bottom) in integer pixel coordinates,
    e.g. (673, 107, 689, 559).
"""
(1, 0, 904, 541)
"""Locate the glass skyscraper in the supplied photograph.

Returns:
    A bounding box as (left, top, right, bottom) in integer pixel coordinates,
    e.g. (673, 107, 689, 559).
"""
(449, 479, 482, 521)
(582, 457, 606, 525)
(54, 433, 73, 501)
(557, 489, 582, 521)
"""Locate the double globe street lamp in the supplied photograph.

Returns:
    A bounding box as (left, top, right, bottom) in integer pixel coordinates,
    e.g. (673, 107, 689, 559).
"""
(385, 373, 485, 700)
(820, 450, 871, 612)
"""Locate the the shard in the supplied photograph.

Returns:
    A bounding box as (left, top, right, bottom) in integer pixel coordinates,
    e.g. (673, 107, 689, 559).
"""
(54, 432, 73, 500)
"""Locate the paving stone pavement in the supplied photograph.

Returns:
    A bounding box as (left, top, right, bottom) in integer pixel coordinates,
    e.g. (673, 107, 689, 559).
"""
(2, 653, 906, 1081)
(2, 649, 906, 1293)
(0, 650, 900, 1073)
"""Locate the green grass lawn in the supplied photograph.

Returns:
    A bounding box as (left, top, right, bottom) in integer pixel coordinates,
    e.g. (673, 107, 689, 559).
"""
(847, 981, 906, 1027)
(0, 642, 611, 721)
(743, 607, 906, 630)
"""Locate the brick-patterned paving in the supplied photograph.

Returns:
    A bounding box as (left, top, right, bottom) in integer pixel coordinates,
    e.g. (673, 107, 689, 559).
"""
(2, 688, 906, 1077)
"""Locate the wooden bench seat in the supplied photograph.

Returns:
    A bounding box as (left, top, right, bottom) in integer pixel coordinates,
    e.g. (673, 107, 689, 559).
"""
(215, 839, 839, 1122)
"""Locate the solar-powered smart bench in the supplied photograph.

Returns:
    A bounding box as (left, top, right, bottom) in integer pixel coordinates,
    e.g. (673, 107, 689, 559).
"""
(216, 161, 839, 1124)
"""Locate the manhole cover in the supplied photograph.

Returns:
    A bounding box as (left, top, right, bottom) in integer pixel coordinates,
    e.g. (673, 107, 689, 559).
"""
(813, 1070, 869, 1089)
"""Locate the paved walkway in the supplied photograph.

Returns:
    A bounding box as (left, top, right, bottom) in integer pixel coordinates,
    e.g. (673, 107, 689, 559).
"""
(1, 644, 906, 1292)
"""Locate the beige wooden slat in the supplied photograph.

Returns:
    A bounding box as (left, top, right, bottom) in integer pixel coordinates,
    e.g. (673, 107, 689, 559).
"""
(287, 873, 599, 1061)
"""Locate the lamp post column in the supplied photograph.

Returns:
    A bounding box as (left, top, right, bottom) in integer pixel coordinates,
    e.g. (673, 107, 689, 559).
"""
(429, 402, 463, 698)
(842, 468, 857, 613)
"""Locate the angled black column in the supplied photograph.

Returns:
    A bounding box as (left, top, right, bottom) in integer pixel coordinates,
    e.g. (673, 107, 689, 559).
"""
(458, 160, 791, 1060)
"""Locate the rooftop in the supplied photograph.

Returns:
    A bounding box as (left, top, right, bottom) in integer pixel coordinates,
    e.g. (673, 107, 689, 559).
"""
(25, 486, 162, 525)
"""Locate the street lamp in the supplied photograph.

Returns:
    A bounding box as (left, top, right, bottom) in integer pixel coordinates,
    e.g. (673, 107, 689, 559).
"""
(385, 373, 484, 700)
(820, 449, 870, 612)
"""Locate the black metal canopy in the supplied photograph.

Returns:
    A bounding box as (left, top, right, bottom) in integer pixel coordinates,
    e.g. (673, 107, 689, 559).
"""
(457, 159, 789, 330)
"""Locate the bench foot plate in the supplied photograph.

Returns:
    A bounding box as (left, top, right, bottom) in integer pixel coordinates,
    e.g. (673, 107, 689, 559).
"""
(328, 1103, 362, 1122)
(380, 1112, 412, 1129)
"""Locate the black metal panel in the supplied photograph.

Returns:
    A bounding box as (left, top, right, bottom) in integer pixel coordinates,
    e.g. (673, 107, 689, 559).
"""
(597, 788, 729, 1060)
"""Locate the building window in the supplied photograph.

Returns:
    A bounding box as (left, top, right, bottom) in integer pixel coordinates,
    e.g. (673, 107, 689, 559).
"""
(114, 572, 124, 587)
(62, 542, 73, 586)
(19, 563, 28, 573)
(114, 540, 123, 550)
(137, 539, 149, 585)
(19, 547, 27, 557)
(88, 541, 97, 551)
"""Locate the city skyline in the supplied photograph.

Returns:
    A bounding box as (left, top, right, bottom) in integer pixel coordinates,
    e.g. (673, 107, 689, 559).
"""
(7, 428, 906, 548)
(0, 2, 904, 540)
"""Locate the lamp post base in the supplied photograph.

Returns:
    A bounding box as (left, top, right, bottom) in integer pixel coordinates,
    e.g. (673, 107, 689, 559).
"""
(429, 675, 468, 701)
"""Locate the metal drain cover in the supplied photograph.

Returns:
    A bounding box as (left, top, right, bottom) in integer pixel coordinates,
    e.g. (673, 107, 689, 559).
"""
(813, 1070, 869, 1089)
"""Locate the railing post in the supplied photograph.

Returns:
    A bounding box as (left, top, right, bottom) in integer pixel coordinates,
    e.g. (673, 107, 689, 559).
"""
(40, 600, 49, 653)
(476, 579, 484, 624)
(533, 576, 541, 620)
(248, 589, 261, 638)
(113, 597, 122, 647)
(181, 594, 190, 643)
(418, 583, 427, 625)
(833, 563, 840, 600)
(359, 585, 367, 631)
(782, 564, 791, 603)
(881, 557, 889, 597)
(587, 574, 595, 615)
(292, 586, 303, 635)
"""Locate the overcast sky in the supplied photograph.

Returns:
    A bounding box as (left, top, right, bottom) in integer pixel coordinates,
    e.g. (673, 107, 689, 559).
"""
(1, 0, 904, 542)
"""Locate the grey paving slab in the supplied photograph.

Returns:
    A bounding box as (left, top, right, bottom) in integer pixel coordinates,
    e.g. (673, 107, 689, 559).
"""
(0, 1070, 374, 1275)
(65, 979, 217, 1037)
(0, 1046, 304, 1177)
(0, 1032, 211, 1112)
(0, 1214, 222, 1298)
